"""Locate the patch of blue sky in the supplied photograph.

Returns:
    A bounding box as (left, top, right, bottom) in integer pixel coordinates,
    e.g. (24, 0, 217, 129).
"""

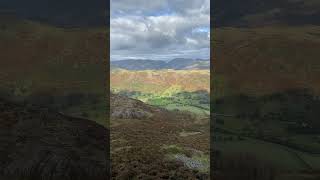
(192, 27, 210, 33)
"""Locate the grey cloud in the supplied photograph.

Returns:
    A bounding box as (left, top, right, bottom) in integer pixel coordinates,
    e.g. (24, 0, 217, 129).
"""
(169, 0, 210, 15)
(111, 0, 210, 60)
(111, 0, 167, 14)
(111, 0, 209, 15)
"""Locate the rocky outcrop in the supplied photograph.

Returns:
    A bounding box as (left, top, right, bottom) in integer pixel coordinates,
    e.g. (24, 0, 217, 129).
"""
(110, 93, 161, 120)
(0, 99, 109, 180)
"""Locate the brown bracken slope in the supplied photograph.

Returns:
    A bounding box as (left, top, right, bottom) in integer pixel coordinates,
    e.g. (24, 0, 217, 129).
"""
(212, 26, 320, 96)
(110, 94, 210, 179)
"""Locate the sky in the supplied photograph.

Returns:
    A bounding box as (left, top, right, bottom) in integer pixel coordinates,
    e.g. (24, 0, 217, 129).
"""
(110, 0, 210, 61)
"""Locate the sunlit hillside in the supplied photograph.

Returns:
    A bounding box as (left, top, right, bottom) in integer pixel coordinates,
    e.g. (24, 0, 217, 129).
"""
(111, 69, 210, 94)
(111, 69, 210, 116)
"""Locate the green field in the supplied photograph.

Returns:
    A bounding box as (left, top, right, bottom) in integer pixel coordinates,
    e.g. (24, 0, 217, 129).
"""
(112, 89, 210, 117)
(214, 131, 320, 170)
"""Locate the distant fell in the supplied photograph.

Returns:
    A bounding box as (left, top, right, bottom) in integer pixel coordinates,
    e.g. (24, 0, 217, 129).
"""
(111, 58, 209, 70)
(111, 69, 210, 94)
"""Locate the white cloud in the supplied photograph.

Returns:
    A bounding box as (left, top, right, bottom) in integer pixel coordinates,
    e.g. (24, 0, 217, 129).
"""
(111, 0, 168, 14)
(110, 0, 210, 61)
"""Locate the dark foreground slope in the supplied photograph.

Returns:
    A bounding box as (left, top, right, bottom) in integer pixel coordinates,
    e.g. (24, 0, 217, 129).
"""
(0, 99, 109, 180)
(110, 94, 210, 179)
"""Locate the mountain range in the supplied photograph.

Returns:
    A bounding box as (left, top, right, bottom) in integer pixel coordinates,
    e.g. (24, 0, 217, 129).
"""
(111, 58, 210, 70)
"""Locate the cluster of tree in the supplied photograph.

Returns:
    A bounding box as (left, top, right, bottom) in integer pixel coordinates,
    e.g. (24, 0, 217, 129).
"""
(176, 90, 210, 104)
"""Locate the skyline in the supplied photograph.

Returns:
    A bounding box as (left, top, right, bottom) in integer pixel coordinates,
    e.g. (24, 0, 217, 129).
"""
(110, 0, 210, 61)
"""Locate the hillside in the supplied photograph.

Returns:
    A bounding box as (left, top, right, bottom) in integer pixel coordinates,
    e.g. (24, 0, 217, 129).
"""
(0, 17, 107, 92)
(110, 93, 162, 120)
(0, 99, 109, 180)
(111, 69, 210, 94)
(0, 17, 108, 125)
(111, 58, 209, 70)
(110, 93, 209, 179)
(212, 24, 320, 180)
(111, 69, 210, 116)
(213, 1, 320, 179)
(212, 26, 320, 96)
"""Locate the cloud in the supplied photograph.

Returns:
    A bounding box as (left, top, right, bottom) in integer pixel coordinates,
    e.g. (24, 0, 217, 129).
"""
(110, 0, 210, 61)
(111, 0, 167, 14)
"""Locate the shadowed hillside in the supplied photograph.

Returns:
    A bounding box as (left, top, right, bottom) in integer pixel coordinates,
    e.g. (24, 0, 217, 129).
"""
(212, 26, 320, 96)
(212, 26, 320, 179)
(0, 17, 108, 125)
(0, 3, 109, 179)
(0, 17, 107, 92)
(212, 1, 320, 179)
(0, 99, 109, 180)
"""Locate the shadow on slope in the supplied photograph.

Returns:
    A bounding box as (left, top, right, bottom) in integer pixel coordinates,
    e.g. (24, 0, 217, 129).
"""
(0, 98, 109, 180)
